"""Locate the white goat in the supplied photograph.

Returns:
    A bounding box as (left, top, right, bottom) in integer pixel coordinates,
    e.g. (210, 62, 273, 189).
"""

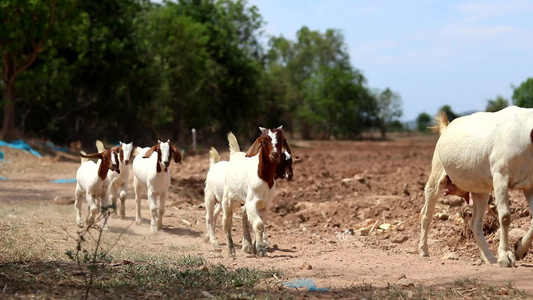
(74, 149, 120, 227)
(132, 140, 181, 232)
(96, 140, 135, 219)
(420, 106, 533, 267)
(221, 127, 297, 256)
(204, 136, 295, 249)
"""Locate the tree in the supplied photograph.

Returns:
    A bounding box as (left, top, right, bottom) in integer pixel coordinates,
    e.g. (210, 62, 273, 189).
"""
(0, 0, 74, 140)
(417, 112, 431, 132)
(486, 96, 508, 112)
(139, 3, 210, 142)
(375, 88, 402, 139)
(512, 78, 533, 108)
(439, 105, 459, 121)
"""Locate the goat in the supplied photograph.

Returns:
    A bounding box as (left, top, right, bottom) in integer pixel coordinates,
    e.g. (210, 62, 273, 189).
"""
(74, 149, 120, 228)
(96, 140, 135, 219)
(419, 106, 533, 267)
(221, 126, 297, 256)
(204, 133, 295, 249)
(132, 140, 181, 232)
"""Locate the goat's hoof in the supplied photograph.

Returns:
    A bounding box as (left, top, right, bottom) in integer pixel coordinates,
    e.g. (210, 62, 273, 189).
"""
(256, 248, 267, 257)
(77, 222, 84, 228)
(242, 244, 253, 254)
(228, 247, 236, 257)
(135, 219, 142, 226)
(514, 238, 529, 261)
(498, 251, 516, 268)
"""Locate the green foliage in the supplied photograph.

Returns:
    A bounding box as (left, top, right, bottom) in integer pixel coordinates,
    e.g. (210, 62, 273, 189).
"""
(375, 88, 402, 138)
(417, 112, 432, 132)
(1, 0, 401, 144)
(512, 78, 533, 108)
(486, 96, 509, 112)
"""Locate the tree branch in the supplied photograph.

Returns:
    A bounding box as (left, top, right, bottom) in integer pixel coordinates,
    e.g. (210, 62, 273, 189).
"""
(9, 0, 58, 86)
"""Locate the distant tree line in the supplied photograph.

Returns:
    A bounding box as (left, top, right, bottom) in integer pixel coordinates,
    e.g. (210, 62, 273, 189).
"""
(0, 0, 404, 147)
(416, 78, 533, 132)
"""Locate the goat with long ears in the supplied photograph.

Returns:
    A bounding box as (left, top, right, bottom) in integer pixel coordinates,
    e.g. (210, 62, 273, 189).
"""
(143, 139, 182, 173)
(96, 140, 135, 219)
(222, 126, 294, 257)
(74, 149, 120, 228)
(132, 139, 182, 232)
(204, 131, 296, 249)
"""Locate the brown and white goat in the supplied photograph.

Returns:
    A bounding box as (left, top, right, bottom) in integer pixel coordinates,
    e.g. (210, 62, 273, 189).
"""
(204, 131, 296, 249)
(96, 140, 135, 219)
(75, 149, 120, 227)
(132, 140, 181, 232)
(221, 126, 297, 256)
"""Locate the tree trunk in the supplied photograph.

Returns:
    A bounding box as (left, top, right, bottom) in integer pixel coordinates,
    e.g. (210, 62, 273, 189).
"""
(300, 120, 312, 140)
(172, 107, 181, 144)
(1, 83, 17, 140)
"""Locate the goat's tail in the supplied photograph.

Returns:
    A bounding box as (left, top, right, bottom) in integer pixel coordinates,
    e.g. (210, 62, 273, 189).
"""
(80, 150, 89, 164)
(429, 111, 449, 134)
(208, 147, 220, 168)
(227, 132, 240, 156)
(95, 140, 105, 153)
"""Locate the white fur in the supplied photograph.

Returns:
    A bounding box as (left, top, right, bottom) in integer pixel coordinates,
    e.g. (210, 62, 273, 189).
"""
(96, 141, 135, 219)
(419, 106, 533, 267)
(221, 132, 277, 257)
(74, 152, 114, 228)
(132, 141, 173, 232)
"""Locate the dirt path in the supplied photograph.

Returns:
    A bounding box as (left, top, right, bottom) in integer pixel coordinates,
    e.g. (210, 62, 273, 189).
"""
(1, 135, 533, 294)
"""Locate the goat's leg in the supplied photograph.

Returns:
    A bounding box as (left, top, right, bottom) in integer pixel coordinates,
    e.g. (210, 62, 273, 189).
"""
(85, 193, 99, 226)
(470, 193, 497, 264)
(419, 162, 446, 257)
(247, 198, 266, 257)
(493, 172, 515, 267)
(221, 190, 235, 256)
(241, 206, 254, 254)
(204, 192, 219, 247)
(133, 177, 142, 225)
(109, 183, 119, 218)
(74, 188, 84, 227)
(119, 188, 127, 220)
(157, 192, 166, 231)
(515, 189, 533, 260)
(148, 190, 158, 232)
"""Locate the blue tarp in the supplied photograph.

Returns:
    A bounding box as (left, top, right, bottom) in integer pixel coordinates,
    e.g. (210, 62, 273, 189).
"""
(39, 141, 69, 152)
(0, 140, 42, 157)
(0, 150, 4, 161)
(51, 178, 77, 183)
(0, 176, 7, 181)
(283, 278, 328, 292)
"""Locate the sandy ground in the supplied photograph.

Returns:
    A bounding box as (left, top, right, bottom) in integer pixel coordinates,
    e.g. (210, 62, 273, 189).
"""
(1, 134, 533, 293)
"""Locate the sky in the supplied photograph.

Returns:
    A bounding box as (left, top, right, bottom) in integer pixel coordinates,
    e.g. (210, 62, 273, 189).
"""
(248, 0, 533, 121)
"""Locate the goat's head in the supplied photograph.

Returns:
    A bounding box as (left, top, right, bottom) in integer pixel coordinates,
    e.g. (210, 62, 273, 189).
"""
(143, 139, 182, 173)
(275, 150, 294, 181)
(119, 141, 134, 165)
(79, 149, 120, 180)
(246, 127, 282, 163)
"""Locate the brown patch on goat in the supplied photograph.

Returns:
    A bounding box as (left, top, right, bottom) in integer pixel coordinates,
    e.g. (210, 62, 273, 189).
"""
(246, 134, 278, 189)
(79, 149, 118, 180)
(144, 141, 181, 173)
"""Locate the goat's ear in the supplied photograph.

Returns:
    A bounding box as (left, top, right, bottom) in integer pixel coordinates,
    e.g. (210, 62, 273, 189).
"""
(283, 139, 299, 160)
(79, 151, 104, 160)
(170, 144, 182, 163)
(132, 147, 140, 158)
(245, 137, 262, 157)
(144, 144, 159, 158)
